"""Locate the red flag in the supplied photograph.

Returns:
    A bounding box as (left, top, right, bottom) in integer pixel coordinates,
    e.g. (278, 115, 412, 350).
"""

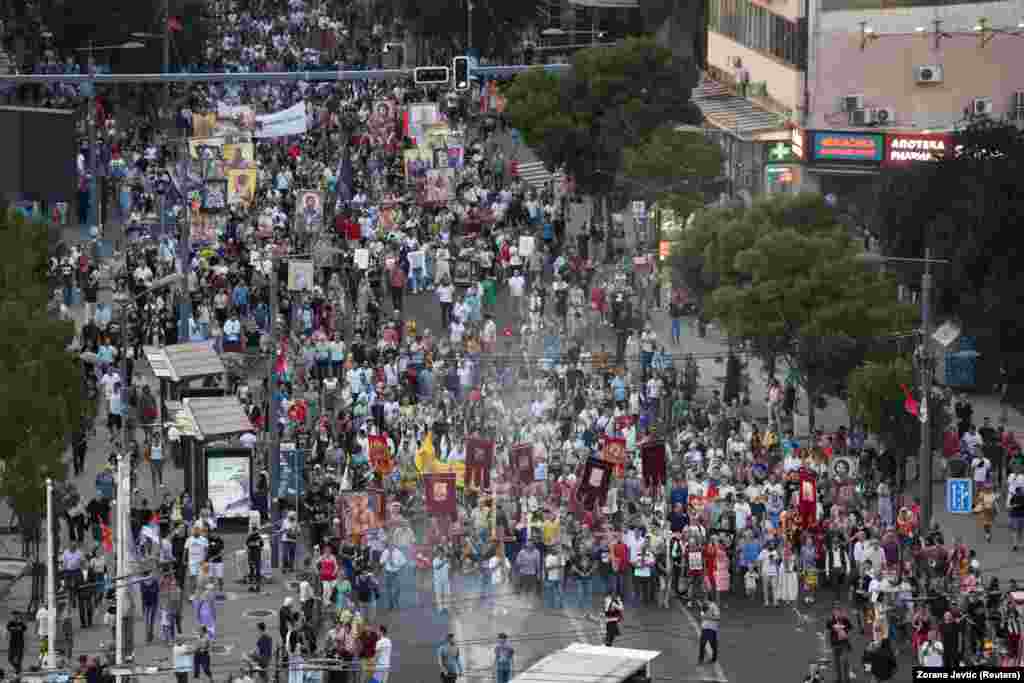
(167, 16, 183, 32)
(367, 434, 394, 476)
(575, 457, 612, 511)
(901, 384, 919, 417)
(424, 473, 457, 518)
(101, 522, 113, 553)
(799, 468, 817, 529)
(640, 441, 667, 488)
(464, 437, 495, 468)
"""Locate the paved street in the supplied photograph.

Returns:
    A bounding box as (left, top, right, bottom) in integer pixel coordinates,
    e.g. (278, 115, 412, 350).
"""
(10, 177, 1024, 683)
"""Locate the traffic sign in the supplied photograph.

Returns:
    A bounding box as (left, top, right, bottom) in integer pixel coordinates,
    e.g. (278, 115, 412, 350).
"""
(946, 477, 973, 514)
(414, 66, 450, 85)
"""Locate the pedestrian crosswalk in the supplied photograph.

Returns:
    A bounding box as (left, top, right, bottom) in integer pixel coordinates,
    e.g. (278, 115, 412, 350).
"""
(517, 160, 566, 189)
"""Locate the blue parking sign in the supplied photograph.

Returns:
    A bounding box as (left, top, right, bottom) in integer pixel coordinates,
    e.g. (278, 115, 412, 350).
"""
(946, 478, 973, 514)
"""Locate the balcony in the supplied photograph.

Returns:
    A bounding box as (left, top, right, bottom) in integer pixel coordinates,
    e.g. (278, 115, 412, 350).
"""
(706, 63, 795, 120)
(692, 73, 788, 140)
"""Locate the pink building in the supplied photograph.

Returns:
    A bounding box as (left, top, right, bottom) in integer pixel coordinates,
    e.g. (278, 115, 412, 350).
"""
(702, 0, 1024, 201)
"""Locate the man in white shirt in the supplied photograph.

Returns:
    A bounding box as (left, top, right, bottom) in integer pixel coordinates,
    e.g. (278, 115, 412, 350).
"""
(380, 542, 407, 610)
(186, 525, 210, 598)
(437, 281, 455, 327)
(972, 451, 992, 489)
(375, 625, 393, 683)
(508, 272, 526, 320)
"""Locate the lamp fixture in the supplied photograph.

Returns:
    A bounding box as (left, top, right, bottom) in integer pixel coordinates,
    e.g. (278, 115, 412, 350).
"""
(859, 22, 879, 50)
(916, 19, 953, 49)
(973, 17, 1023, 46)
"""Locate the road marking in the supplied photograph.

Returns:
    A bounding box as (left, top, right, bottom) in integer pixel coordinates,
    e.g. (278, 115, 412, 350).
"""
(681, 606, 728, 683)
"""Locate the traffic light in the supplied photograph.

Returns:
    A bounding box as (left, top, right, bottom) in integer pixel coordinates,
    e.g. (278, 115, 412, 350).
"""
(414, 66, 450, 86)
(453, 56, 470, 91)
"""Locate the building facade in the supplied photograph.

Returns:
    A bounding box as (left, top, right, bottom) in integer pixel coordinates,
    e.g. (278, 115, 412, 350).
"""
(704, 0, 1024, 203)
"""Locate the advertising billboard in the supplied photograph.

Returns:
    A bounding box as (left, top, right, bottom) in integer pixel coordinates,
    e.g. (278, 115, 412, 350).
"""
(0, 107, 77, 202)
(883, 133, 951, 167)
(809, 131, 884, 164)
(206, 448, 252, 518)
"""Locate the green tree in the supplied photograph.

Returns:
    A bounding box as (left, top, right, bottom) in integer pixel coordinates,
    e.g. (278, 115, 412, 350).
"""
(868, 118, 1024, 395)
(847, 357, 951, 474)
(678, 194, 917, 432)
(622, 125, 724, 218)
(0, 213, 85, 525)
(503, 36, 701, 198)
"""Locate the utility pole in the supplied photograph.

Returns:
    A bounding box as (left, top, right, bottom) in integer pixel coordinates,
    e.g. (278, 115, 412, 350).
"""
(268, 256, 282, 568)
(88, 58, 99, 234)
(919, 247, 935, 533)
(467, 0, 474, 53)
(45, 479, 56, 669)
(163, 0, 171, 117)
(115, 454, 127, 680)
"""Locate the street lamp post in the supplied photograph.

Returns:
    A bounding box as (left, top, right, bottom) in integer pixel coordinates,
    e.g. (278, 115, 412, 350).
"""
(857, 249, 950, 533)
(112, 273, 181, 683)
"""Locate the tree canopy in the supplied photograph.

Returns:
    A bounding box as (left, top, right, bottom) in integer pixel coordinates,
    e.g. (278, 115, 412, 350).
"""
(0, 213, 85, 523)
(868, 118, 1024, 390)
(621, 124, 724, 218)
(502, 36, 702, 197)
(677, 193, 918, 431)
(847, 357, 949, 457)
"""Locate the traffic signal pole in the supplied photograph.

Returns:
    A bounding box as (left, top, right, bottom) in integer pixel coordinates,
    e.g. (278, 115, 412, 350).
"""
(0, 64, 570, 87)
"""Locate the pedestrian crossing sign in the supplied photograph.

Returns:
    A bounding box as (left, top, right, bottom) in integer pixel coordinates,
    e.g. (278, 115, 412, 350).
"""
(946, 478, 973, 514)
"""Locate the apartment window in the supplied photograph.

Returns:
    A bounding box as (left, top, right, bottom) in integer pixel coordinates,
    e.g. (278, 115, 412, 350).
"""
(709, 0, 806, 68)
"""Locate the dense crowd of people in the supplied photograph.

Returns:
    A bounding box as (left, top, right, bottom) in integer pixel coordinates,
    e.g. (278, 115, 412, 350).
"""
(13, 1, 1024, 683)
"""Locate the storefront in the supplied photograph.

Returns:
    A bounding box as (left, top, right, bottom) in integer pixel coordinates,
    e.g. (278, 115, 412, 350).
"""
(802, 130, 884, 209)
(882, 132, 952, 167)
(762, 127, 805, 195)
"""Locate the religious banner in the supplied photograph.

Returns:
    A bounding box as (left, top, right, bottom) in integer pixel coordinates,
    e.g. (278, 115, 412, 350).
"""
(215, 103, 257, 136)
(403, 102, 443, 146)
(368, 98, 399, 147)
(294, 190, 324, 234)
(601, 437, 627, 478)
(464, 437, 495, 489)
(424, 472, 457, 518)
(575, 457, 612, 512)
(227, 168, 257, 206)
(420, 168, 454, 204)
(337, 490, 386, 541)
(640, 441, 667, 488)
(512, 444, 534, 486)
(403, 148, 433, 179)
(367, 434, 395, 476)
(254, 101, 308, 139)
(798, 468, 817, 528)
(287, 260, 314, 291)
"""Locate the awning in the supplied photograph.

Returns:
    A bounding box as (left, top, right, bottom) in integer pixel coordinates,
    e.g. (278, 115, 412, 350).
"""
(182, 396, 253, 440)
(144, 341, 225, 382)
(692, 78, 785, 141)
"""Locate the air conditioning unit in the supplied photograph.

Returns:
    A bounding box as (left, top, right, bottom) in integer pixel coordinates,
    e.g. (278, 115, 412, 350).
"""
(848, 109, 868, 126)
(1013, 91, 1024, 120)
(842, 94, 864, 112)
(915, 65, 943, 84)
(973, 97, 993, 116)
(870, 107, 895, 125)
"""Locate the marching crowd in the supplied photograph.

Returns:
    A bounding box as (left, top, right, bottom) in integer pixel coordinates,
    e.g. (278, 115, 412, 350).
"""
(12, 0, 1024, 682)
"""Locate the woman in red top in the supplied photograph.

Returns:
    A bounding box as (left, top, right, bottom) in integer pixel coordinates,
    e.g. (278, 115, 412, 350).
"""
(591, 283, 607, 325)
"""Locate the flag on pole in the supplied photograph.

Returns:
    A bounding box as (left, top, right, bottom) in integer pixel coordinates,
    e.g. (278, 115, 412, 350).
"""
(101, 522, 113, 553)
(415, 432, 435, 473)
(900, 384, 920, 418)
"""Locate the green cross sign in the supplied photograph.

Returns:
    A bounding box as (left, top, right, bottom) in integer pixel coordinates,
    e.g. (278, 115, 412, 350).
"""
(769, 142, 793, 162)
